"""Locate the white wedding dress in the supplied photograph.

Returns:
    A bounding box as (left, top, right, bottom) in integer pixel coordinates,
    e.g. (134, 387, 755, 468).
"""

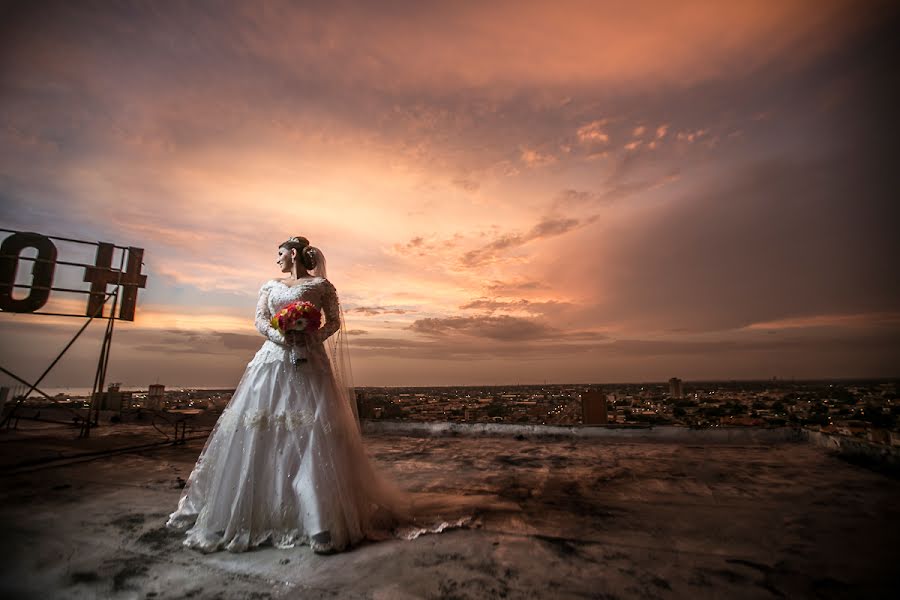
(166, 277, 475, 553)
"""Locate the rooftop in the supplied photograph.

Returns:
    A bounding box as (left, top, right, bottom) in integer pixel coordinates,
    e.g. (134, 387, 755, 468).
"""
(1, 422, 897, 599)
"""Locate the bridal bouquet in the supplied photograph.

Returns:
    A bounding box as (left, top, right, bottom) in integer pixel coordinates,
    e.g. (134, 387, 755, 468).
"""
(270, 301, 322, 365)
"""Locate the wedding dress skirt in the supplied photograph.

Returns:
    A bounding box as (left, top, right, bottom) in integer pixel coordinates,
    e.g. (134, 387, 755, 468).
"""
(166, 278, 491, 553)
(165, 340, 459, 553)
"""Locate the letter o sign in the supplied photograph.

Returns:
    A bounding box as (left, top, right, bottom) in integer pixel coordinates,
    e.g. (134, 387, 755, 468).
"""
(0, 232, 58, 313)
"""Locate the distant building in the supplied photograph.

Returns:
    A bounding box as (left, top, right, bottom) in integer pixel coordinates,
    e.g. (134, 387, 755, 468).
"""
(148, 384, 166, 410)
(581, 390, 608, 425)
(355, 390, 384, 419)
(356, 391, 375, 419)
(92, 383, 133, 411)
(356, 391, 402, 420)
(669, 377, 683, 399)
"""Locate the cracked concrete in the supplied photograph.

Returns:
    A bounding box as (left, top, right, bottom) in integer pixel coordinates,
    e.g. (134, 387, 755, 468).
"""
(1, 423, 898, 599)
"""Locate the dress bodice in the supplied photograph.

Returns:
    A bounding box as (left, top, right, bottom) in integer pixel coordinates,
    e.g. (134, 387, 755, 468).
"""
(252, 277, 341, 369)
(267, 277, 327, 314)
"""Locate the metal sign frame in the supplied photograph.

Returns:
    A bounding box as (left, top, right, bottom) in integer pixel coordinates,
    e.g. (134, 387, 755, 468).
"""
(0, 228, 148, 437)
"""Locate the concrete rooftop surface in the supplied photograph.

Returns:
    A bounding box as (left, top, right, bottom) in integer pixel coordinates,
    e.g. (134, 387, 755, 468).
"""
(1, 422, 898, 599)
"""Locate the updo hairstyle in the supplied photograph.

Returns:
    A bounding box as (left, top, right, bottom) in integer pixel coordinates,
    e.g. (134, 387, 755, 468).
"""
(279, 236, 318, 271)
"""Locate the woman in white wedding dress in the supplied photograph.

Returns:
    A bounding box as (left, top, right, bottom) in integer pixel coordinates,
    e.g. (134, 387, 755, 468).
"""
(166, 236, 476, 554)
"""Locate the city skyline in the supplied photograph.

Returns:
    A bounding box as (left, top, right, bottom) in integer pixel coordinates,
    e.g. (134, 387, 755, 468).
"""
(1, 1, 898, 388)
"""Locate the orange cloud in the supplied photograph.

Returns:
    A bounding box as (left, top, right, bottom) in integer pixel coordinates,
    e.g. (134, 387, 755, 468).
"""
(743, 312, 900, 331)
(520, 147, 557, 167)
(576, 120, 610, 144)
(228, 0, 858, 90)
(2, 0, 893, 386)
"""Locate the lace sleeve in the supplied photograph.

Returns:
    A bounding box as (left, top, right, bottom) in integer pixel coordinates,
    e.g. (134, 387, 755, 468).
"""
(313, 279, 340, 344)
(255, 281, 285, 345)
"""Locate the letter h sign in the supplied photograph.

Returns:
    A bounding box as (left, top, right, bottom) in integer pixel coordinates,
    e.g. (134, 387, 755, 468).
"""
(0, 231, 147, 321)
(82, 242, 147, 320)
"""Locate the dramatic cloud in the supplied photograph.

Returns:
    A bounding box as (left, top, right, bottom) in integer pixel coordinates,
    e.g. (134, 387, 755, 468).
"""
(1, 0, 896, 387)
(557, 156, 900, 333)
(485, 280, 551, 296)
(350, 306, 411, 316)
(459, 298, 569, 317)
(461, 215, 594, 268)
(408, 315, 557, 341)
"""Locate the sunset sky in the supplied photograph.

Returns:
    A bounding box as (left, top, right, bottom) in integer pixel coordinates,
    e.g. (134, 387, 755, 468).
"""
(1, 0, 898, 389)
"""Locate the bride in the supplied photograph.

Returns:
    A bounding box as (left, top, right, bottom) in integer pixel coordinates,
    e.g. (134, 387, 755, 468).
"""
(166, 236, 476, 554)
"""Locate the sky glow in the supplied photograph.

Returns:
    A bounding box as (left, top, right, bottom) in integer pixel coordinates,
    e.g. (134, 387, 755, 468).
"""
(1, 0, 897, 387)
